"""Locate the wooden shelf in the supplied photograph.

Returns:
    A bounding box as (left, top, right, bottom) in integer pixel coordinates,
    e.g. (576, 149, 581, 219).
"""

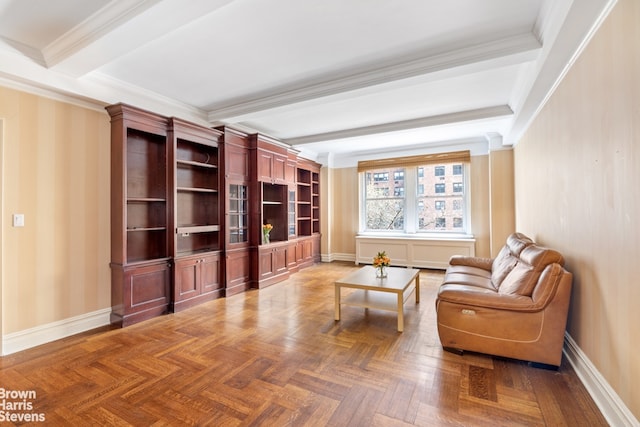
(127, 197, 166, 202)
(127, 227, 166, 232)
(177, 187, 217, 193)
(176, 159, 217, 169)
(176, 225, 220, 234)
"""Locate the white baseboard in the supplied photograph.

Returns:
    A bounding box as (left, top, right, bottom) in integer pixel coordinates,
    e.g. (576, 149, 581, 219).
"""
(564, 333, 639, 427)
(2, 308, 111, 356)
(321, 253, 355, 263)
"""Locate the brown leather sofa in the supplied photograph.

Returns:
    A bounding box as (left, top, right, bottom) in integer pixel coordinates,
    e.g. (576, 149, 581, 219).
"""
(435, 232, 572, 367)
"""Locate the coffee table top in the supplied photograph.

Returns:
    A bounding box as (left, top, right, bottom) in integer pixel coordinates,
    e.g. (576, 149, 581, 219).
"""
(335, 266, 419, 292)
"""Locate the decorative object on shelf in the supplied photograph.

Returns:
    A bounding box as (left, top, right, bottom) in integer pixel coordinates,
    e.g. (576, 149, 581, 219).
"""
(373, 251, 390, 278)
(262, 223, 273, 244)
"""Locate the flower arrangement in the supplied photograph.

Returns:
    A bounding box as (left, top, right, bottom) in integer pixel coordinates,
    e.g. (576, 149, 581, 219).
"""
(262, 223, 273, 244)
(373, 251, 390, 277)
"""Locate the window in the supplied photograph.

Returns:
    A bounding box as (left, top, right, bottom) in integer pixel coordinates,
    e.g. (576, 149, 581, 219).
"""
(360, 151, 470, 234)
(372, 172, 388, 182)
(363, 167, 405, 230)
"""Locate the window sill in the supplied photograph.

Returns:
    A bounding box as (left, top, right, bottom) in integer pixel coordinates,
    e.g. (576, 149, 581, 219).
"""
(357, 232, 475, 241)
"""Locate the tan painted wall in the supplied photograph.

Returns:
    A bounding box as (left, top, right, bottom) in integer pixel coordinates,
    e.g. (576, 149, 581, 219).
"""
(1, 87, 111, 334)
(489, 149, 515, 256)
(515, 0, 639, 417)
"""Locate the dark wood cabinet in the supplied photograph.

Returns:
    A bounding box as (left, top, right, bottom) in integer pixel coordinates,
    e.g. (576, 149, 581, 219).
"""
(225, 248, 252, 296)
(107, 103, 172, 326)
(173, 252, 222, 310)
(252, 134, 289, 184)
(257, 243, 290, 287)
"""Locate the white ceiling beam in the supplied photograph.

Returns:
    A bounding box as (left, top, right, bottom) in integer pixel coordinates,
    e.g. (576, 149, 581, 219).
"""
(284, 105, 513, 146)
(207, 33, 540, 123)
(43, 0, 236, 77)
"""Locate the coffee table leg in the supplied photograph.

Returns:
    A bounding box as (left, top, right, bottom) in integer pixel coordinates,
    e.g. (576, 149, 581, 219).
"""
(397, 292, 404, 332)
(334, 284, 341, 321)
(415, 274, 420, 303)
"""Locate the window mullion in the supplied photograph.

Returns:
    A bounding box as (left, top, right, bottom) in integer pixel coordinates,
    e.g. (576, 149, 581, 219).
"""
(405, 168, 416, 233)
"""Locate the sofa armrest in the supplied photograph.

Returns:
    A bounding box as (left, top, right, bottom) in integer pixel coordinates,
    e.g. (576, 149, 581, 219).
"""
(449, 255, 493, 271)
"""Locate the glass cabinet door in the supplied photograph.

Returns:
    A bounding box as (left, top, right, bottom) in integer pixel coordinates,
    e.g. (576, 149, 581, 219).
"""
(228, 184, 248, 244)
(288, 189, 296, 237)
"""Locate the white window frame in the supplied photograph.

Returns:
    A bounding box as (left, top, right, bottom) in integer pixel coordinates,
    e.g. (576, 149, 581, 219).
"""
(359, 163, 472, 237)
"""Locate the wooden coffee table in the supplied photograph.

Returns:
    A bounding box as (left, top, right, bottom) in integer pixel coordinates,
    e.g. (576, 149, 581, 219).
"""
(334, 265, 420, 332)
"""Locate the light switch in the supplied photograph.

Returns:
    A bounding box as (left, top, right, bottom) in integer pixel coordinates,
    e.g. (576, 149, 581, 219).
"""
(13, 214, 25, 227)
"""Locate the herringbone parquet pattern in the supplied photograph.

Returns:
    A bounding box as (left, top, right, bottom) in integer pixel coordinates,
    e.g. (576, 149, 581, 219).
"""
(0, 262, 607, 426)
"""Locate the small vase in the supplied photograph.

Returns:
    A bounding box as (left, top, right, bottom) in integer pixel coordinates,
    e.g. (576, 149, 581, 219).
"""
(376, 266, 387, 278)
(263, 233, 270, 244)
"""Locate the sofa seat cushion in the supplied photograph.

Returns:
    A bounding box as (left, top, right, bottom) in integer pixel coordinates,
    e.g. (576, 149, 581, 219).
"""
(438, 284, 534, 311)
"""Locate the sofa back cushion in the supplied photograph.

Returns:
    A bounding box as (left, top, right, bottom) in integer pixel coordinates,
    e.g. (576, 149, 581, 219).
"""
(499, 245, 565, 296)
(491, 233, 534, 287)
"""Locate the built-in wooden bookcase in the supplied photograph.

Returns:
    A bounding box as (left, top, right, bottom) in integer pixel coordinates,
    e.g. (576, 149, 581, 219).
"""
(312, 171, 320, 234)
(169, 118, 224, 311)
(107, 103, 172, 327)
(296, 168, 312, 236)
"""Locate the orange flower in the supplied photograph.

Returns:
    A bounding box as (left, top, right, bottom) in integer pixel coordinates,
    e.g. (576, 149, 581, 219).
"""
(373, 251, 390, 267)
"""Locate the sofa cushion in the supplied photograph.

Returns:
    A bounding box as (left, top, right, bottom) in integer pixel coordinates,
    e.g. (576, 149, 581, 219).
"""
(490, 245, 519, 287)
(490, 233, 534, 287)
(498, 245, 565, 296)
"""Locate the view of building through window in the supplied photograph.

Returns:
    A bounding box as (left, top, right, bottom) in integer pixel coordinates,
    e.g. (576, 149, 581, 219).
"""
(364, 163, 465, 232)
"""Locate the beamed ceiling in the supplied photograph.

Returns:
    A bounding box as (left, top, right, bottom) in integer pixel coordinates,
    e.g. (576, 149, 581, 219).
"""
(0, 0, 615, 165)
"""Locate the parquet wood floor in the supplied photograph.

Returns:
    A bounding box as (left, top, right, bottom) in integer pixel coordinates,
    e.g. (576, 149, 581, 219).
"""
(0, 262, 607, 426)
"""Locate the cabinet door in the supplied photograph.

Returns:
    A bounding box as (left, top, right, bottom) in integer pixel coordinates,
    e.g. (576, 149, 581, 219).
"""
(258, 248, 275, 280)
(227, 183, 249, 246)
(257, 150, 274, 182)
(226, 144, 250, 181)
(272, 153, 287, 183)
(174, 257, 199, 301)
(200, 253, 221, 294)
(226, 249, 251, 295)
(257, 149, 286, 183)
(273, 246, 287, 275)
(120, 261, 171, 326)
(286, 241, 298, 270)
